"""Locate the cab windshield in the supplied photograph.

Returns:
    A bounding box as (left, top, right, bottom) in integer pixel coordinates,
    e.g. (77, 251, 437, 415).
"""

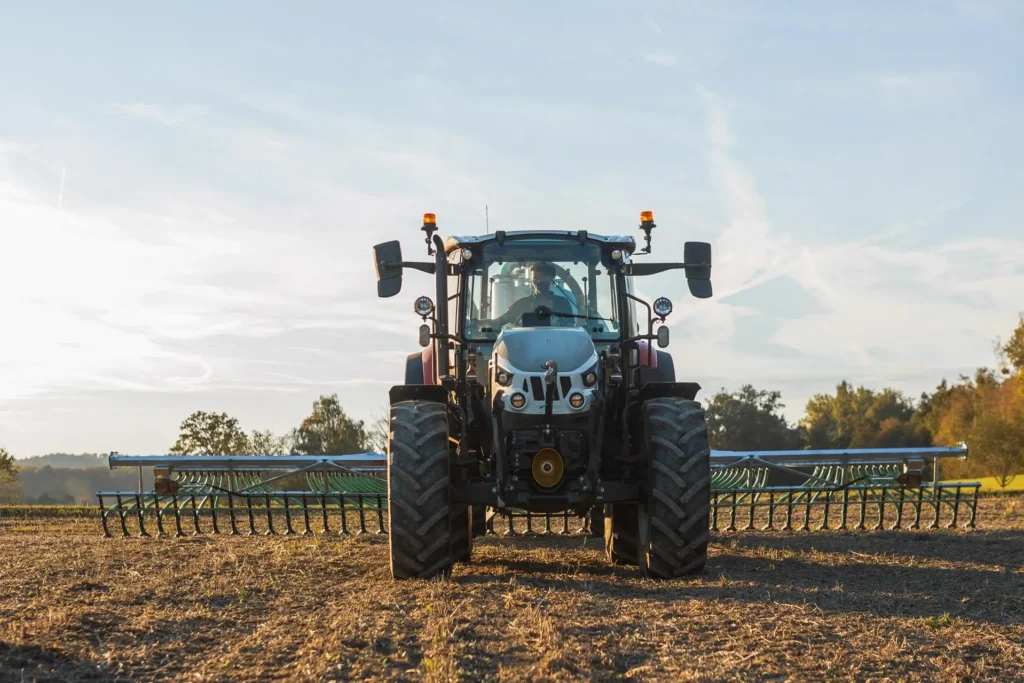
(462, 239, 621, 341)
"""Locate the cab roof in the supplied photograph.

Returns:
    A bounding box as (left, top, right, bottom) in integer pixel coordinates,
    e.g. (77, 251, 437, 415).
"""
(443, 230, 636, 255)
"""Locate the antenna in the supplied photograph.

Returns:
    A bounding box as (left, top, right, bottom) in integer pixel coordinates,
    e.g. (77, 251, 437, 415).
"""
(486, 205, 490, 234)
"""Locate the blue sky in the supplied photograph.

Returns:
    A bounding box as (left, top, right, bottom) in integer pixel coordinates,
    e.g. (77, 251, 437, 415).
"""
(2, 1, 1023, 456)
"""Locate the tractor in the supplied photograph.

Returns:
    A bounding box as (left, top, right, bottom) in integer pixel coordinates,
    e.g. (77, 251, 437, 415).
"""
(373, 211, 714, 580)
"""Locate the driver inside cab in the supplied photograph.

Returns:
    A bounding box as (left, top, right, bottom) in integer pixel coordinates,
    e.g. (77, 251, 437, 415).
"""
(492, 262, 576, 328)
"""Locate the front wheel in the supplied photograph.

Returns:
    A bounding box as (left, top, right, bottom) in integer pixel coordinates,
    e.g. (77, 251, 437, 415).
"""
(387, 400, 453, 580)
(640, 398, 712, 579)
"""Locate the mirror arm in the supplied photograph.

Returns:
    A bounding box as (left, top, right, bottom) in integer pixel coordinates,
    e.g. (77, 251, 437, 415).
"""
(382, 260, 436, 275)
(628, 261, 711, 277)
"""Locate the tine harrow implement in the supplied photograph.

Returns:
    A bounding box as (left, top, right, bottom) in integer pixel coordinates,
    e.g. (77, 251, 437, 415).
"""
(96, 446, 979, 538)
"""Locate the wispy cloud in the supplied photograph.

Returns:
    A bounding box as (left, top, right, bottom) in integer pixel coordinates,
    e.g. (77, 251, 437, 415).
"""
(108, 103, 208, 126)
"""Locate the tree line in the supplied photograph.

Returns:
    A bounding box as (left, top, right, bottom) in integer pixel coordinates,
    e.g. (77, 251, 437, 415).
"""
(705, 315, 1024, 487)
(1, 315, 1022, 499)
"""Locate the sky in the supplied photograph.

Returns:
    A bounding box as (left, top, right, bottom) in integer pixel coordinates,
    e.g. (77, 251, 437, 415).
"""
(2, 1, 1023, 457)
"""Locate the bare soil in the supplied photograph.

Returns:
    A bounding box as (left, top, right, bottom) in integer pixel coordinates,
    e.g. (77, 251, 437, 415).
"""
(1, 496, 1022, 682)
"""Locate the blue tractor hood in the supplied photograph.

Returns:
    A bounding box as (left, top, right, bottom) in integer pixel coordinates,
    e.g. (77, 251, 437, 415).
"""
(493, 327, 597, 373)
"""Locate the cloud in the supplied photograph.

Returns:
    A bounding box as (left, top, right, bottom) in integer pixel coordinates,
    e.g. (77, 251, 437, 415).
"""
(108, 103, 208, 126)
(678, 84, 1024, 422)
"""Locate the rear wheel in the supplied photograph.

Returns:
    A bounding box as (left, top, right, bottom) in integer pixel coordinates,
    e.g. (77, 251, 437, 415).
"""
(640, 398, 711, 579)
(471, 504, 487, 538)
(451, 505, 473, 563)
(387, 400, 453, 580)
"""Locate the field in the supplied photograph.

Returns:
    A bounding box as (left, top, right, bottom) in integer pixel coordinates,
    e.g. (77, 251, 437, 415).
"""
(1, 497, 1022, 682)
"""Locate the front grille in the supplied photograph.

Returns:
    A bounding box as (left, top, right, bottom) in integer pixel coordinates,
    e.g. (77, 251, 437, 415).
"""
(560, 376, 572, 397)
(529, 376, 545, 401)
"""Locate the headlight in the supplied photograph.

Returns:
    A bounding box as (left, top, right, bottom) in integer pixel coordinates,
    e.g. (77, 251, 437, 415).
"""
(653, 297, 673, 318)
(568, 392, 585, 409)
(461, 247, 473, 261)
(414, 296, 435, 317)
(509, 392, 527, 409)
(583, 370, 598, 387)
(611, 249, 622, 261)
(496, 369, 512, 386)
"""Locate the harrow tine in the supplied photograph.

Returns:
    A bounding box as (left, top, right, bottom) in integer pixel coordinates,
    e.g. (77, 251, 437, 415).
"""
(302, 494, 313, 535)
(264, 494, 275, 536)
(245, 496, 257, 536)
(171, 495, 185, 538)
(967, 486, 978, 529)
(357, 496, 368, 534)
(227, 492, 239, 535)
(321, 494, 330, 534)
(931, 486, 942, 530)
(210, 494, 220, 535)
(912, 487, 923, 530)
(949, 486, 962, 529)
(154, 495, 166, 537)
(283, 495, 296, 535)
(894, 487, 905, 530)
(115, 495, 129, 537)
(840, 488, 849, 530)
(819, 489, 831, 531)
(339, 494, 350, 535)
(97, 495, 113, 538)
(134, 494, 150, 537)
(375, 495, 385, 533)
(873, 490, 884, 531)
(190, 494, 202, 535)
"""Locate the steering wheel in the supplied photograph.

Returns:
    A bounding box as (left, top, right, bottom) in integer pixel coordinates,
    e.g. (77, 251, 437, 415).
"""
(549, 263, 586, 314)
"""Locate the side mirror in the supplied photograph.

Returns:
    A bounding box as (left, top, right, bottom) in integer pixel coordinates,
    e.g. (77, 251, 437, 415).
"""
(374, 241, 403, 298)
(683, 241, 712, 299)
(657, 326, 670, 348)
(418, 324, 431, 347)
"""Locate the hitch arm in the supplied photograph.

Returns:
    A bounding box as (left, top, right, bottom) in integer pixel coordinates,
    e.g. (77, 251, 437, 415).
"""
(543, 361, 558, 423)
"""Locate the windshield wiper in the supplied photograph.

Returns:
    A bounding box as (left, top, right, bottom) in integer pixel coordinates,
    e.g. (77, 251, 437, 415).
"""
(530, 305, 617, 327)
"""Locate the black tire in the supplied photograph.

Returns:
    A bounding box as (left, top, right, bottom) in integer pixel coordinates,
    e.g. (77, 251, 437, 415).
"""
(471, 504, 487, 538)
(451, 505, 473, 563)
(603, 503, 640, 565)
(588, 504, 605, 539)
(640, 397, 711, 579)
(404, 352, 425, 385)
(387, 400, 453, 580)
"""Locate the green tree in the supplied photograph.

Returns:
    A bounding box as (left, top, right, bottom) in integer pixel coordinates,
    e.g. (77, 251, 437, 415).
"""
(931, 373, 1024, 488)
(1001, 313, 1024, 373)
(704, 385, 803, 451)
(0, 446, 22, 504)
(290, 394, 369, 455)
(367, 407, 390, 455)
(801, 381, 925, 450)
(169, 411, 250, 455)
(248, 429, 289, 455)
(0, 446, 17, 483)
